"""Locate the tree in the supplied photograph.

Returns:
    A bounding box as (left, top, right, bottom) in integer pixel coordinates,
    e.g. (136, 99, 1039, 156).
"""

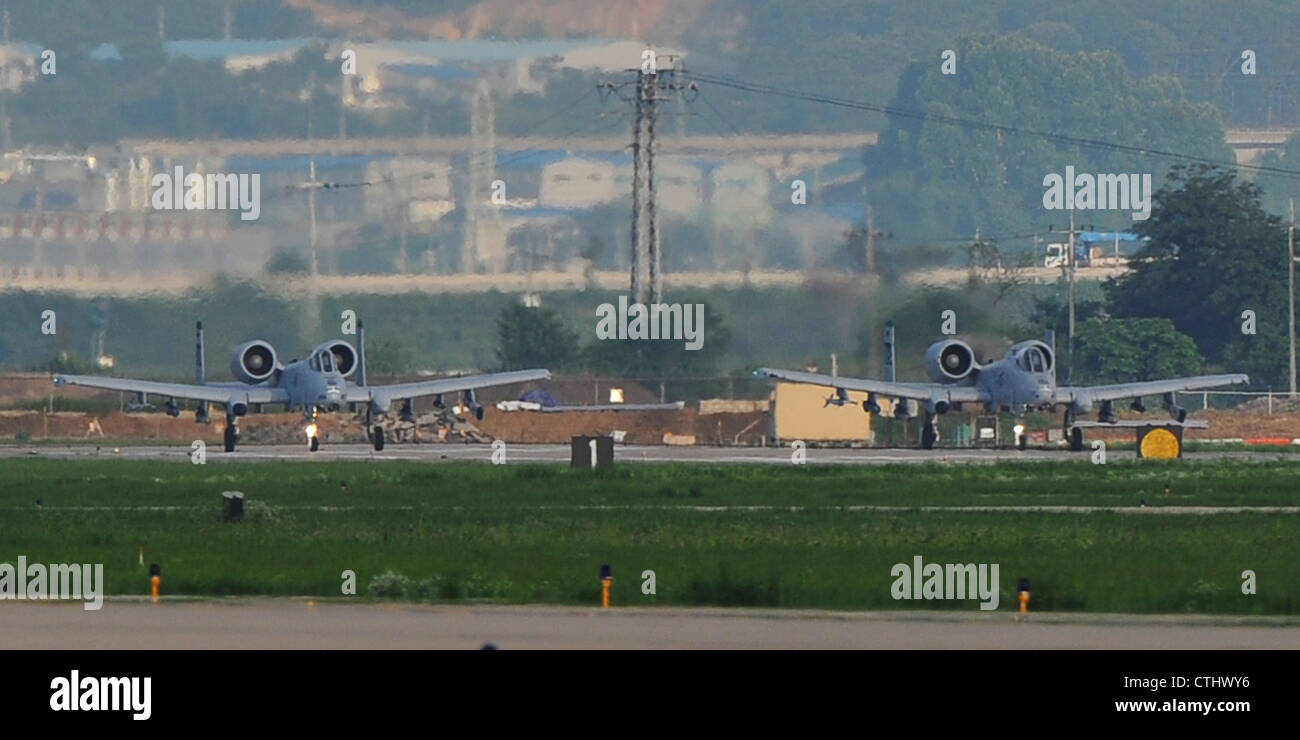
(963, 238, 1035, 305)
(1072, 317, 1203, 384)
(495, 303, 578, 371)
(579, 236, 605, 291)
(866, 34, 1231, 242)
(1104, 165, 1288, 385)
(364, 337, 412, 377)
(579, 302, 731, 378)
(1255, 131, 1300, 218)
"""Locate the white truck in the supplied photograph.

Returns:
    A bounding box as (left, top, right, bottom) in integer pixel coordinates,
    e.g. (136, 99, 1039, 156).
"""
(1044, 242, 1128, 269)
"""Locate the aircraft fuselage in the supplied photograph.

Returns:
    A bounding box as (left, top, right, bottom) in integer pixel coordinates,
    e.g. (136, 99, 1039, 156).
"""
(969, 357, 1055, 412)
(276, 360, 346, 414)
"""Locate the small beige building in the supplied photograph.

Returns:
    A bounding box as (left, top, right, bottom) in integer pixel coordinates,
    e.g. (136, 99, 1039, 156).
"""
(769, 382, 874, 443)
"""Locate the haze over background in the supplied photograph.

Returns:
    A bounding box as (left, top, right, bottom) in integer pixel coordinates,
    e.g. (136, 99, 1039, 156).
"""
(1, 1, 1296, 392)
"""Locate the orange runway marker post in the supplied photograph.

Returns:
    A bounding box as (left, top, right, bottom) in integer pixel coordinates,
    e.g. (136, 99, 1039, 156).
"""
(600, 564, 612, 609)
(149, 563, 161, 604)
(1017, 577, 1030, 620)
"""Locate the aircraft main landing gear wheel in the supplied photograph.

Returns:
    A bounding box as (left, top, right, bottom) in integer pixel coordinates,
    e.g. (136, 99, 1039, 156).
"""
(921, 418, 938, 450)
(224, 425, 237, 452)
(1069, 426, 1084, 452)
(309, 436, 319, 452)
(372, 426, 385, 452)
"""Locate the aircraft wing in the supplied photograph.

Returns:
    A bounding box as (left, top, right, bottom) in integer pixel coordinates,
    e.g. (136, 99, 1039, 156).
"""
(1055, 374, 1249, 404)
(347, 369, 551, 404)
(753, 368, 985, 403)
(53, 374, 287, 405)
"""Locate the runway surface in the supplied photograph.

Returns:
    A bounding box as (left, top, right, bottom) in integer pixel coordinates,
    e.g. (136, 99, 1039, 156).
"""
(1, 442, 1291, 465)
(3, 601, 1297, 649)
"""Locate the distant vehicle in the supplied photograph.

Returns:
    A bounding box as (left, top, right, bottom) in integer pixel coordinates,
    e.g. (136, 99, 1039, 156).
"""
(1043, 242, 1129, 268)
(756, 326, 1247, 450)
(1044, 231, 1146, 268)
(54, 321, 549, 453)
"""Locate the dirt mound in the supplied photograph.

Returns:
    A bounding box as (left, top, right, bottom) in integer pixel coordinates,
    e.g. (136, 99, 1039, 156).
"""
(1079, 408, 1300, 442)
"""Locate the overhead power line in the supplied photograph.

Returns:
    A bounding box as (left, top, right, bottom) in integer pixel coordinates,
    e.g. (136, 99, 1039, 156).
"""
(681, 70, 1300, 180)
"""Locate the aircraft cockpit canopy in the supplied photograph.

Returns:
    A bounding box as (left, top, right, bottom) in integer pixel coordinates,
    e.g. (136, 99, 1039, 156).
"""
(1017, 346, 1050, 373)
(310, 349, 336, 373)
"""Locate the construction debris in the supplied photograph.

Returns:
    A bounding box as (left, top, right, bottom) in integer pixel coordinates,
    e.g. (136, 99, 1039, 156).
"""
(361, 406, 494, 444)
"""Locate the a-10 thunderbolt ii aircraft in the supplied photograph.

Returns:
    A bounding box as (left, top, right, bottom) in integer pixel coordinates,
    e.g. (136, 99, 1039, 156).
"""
(755, 327, 1248, 450)
(53, 321, 550, 452)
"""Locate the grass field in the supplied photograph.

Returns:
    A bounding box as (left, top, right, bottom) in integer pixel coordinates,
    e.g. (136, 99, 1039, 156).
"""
(1, 458, 1297, 614)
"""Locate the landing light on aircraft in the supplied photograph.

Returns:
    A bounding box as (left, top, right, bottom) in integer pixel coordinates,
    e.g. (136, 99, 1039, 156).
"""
(1013, 424, 1025, 437)
(305, 423, 318, 438)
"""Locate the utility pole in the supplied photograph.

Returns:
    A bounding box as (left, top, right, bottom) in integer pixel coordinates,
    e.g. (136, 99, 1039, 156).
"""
(601, 49, 694, 304)
(1067, 211, 1076, 379)
(291, 159, 323, 340)
(307, 159, 319, 279)
(864, 204, 882, 280)
(1048, 217, 1082, 384)
(1290, 197, 1296, 397)
(32, 178, 43, 277)
(862, 203, 887, 373)
(465, 79, 502, 273)
(293, 80, 323, 341)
